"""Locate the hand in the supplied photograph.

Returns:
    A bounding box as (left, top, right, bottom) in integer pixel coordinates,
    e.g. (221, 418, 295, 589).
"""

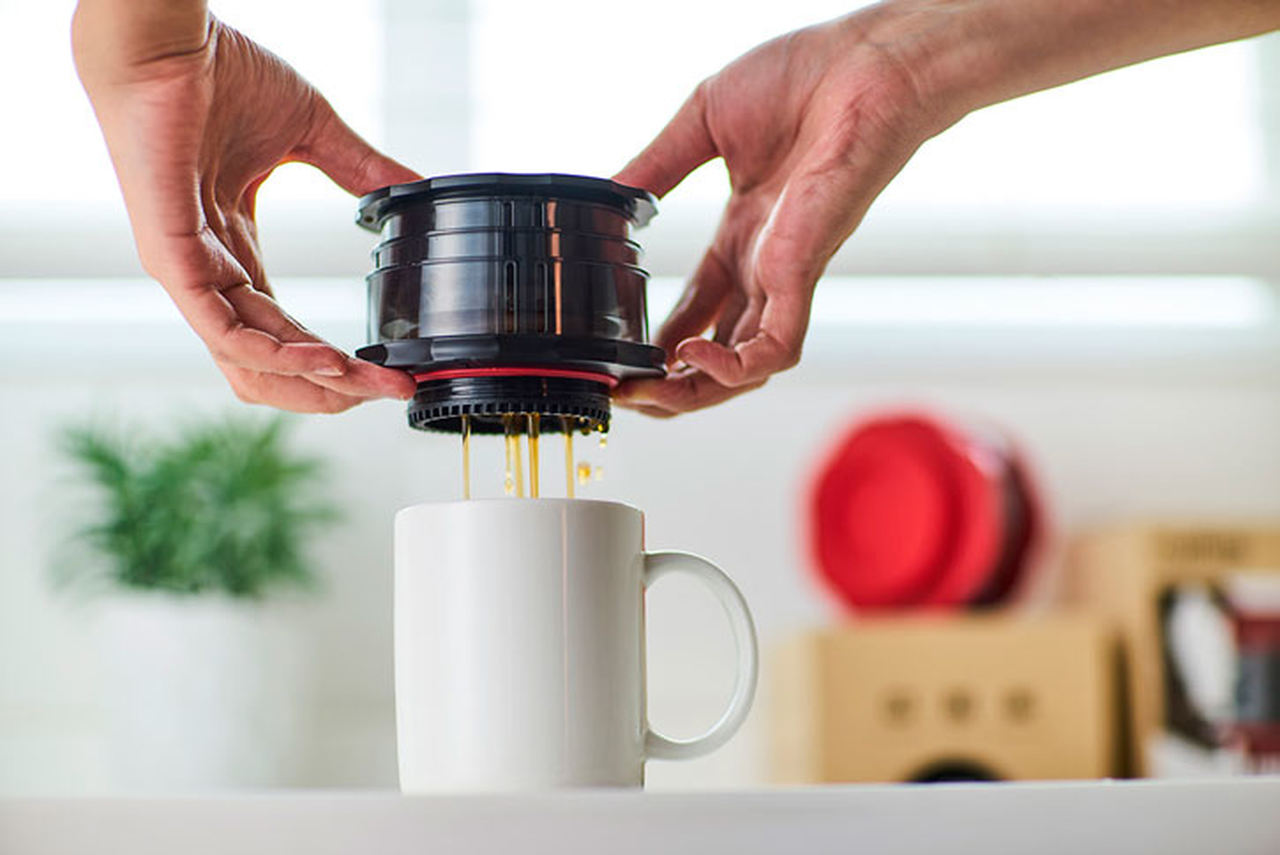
(73, 8, 420, 412)
(614, 0, 1280, 417)
(614, 12, 940, 417)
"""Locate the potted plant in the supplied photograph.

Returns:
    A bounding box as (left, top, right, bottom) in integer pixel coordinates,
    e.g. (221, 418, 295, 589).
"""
(57, 416, 338, 790)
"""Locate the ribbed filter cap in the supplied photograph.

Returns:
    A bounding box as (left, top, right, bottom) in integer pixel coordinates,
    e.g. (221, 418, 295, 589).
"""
(408, 374, 612, 434)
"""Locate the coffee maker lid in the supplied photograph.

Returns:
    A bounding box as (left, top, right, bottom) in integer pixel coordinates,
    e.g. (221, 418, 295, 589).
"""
(807, 414, 1012, 610)
(356, 172, 658, 232)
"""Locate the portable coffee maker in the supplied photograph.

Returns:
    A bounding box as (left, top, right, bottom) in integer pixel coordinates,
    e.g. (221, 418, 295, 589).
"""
(354, 173, 665, 435)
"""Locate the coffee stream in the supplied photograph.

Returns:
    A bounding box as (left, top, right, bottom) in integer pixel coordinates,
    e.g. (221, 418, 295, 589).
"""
(459, 414, 605, 499)
(563, 421, 574, 498)
(461, 414, 472, 499)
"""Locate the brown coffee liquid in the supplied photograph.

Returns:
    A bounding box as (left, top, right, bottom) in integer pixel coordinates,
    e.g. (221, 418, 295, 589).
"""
(465, 413, 603, 499)
(562, 416, 575, 498)
(527, 413, 541, 498)
(499, 409, 524, 496)
(461, 414, 472, 500)
(511, 416, 526, 497)
(503, 414, 517, 496)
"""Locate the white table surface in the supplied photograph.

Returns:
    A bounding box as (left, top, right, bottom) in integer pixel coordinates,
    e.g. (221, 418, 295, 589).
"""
(2, 779, 1278, 855)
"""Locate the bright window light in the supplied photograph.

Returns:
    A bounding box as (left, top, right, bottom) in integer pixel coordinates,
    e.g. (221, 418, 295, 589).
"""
(647, 276, 1276, 329)
(470, 1, 1267, 212)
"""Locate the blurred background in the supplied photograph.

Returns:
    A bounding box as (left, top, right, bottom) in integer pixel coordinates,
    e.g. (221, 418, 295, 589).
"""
(0, 0, 1277, 793)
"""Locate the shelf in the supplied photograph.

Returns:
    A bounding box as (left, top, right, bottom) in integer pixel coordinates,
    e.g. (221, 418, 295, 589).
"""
(2, 778, 1278, 855)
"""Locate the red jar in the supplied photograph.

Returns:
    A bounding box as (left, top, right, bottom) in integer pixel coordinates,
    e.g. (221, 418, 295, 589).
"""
(807, 413, 1042, 611)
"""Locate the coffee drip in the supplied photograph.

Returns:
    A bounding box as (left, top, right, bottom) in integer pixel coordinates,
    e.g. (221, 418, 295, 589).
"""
(459, 413, 605, 500)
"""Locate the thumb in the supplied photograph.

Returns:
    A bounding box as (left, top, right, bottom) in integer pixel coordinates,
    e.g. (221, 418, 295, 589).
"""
(614, 83, 717, 197)
(295, 98, 422, 196)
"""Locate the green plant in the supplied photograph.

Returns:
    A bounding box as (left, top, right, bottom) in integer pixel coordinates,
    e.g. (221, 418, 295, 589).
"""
(59, 416, 338, 598)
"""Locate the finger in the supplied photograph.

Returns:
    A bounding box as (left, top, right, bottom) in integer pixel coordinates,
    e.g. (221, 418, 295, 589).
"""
(712, 290, 749, 346)
(675, 168, 859, 387)
(675, 312, 804, 389)
(219, 363, 372, 414)
(622, 402, 679, 420)
(674, 276, 810, 388)
(216, 284, 351, 371)
(653, 246, 734, 358)
(156, 237, 350, 379)
(611, 387, 676, 419)
(295, 97, 421, 196)
(615, 370, 766, 415)
(171, 280, 349, 378)
(148, 225, 371, 395)
(613, 379, 663, 412)
(725, 295, 764, 346)
(613, 82, 717, 196)
(216, 252, 415, 399)
(222, 210, 270, 293)
(340, 357, 418, 400)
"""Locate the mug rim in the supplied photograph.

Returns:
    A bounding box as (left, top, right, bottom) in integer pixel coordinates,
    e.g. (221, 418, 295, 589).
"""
(395, 496, 642, 518)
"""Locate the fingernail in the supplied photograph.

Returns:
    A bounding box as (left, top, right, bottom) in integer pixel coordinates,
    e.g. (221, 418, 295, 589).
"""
(314, 366, 345, 377)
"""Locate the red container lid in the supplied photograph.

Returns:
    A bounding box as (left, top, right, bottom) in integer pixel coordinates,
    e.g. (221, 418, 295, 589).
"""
(808, 415, 1009, 610)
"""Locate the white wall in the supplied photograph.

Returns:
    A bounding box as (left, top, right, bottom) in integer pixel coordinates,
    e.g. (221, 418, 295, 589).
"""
(3, 276, 1280, 793)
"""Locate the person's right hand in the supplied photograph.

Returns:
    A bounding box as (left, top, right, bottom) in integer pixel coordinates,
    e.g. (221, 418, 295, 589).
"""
(613, 10, 946, 417)
(73, 4, 420, 412)
(615, 0, 1280, 418)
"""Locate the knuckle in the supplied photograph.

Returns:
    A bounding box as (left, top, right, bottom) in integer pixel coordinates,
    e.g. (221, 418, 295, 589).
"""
(690, 76, 712, 111)
(206, 322, 248, 366)
(780, 344, 802, 371)
(230, 381, 259, 405)
(207, 341, 234, 365)
(350, 149, 379, 193)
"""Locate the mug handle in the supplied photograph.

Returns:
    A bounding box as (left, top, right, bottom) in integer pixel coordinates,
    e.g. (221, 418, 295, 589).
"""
(642, 550, 759, 761)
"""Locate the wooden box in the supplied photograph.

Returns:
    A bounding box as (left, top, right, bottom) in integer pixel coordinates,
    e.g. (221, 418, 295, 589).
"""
(771, 615, 1117, 783)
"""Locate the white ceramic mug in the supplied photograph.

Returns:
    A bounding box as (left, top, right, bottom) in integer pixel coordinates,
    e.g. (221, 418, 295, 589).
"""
(394, 498, 758, 791)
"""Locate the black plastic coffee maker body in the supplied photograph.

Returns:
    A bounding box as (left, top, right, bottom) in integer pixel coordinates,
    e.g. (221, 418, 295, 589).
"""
(355, 173, 665, 434)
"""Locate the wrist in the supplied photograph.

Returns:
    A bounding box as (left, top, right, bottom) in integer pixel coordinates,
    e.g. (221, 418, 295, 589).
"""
(847, 0, 1280, 134)
(835, 0, 1012, 135)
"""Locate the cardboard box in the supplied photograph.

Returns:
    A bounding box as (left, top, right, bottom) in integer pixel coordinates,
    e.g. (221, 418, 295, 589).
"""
(771, 615, 1116, 783)
(1067, 524, 1280, 776)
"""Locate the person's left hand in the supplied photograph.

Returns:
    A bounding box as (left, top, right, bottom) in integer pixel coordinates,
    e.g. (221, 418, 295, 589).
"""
(74, 9, 420, 412)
